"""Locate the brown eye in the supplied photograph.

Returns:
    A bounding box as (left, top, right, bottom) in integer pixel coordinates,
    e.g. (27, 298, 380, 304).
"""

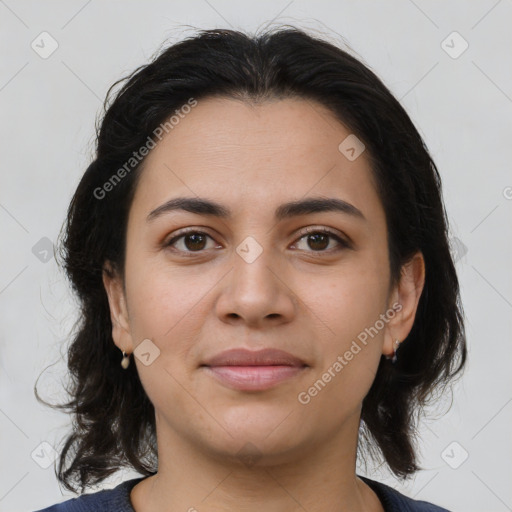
(293, 228, 350, 253)
(306, 232, 330, 251)
(182, 233, 207, 251)
(165, 231, 218, 254)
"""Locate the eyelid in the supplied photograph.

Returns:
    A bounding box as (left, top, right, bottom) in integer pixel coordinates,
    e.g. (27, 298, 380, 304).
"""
(164, 227, 220, 252)
(292, 226, 352, 250)
(163, 225, 352, 254)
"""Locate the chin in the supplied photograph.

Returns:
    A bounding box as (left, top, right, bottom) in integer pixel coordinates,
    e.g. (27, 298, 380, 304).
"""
(205, 432, 310, 469)
(200, 404, 312, 463)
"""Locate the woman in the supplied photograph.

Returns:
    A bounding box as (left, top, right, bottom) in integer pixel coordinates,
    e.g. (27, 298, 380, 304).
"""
(35, 26, 466, 512)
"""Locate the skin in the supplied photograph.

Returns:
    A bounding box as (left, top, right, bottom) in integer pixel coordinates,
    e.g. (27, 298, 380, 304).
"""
(103, 96, 425, 512)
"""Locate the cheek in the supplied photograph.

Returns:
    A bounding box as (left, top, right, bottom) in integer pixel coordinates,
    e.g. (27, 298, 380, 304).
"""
(296, 284, 387, 420)
(125, 257, 208, 336)
(301, 258, 389, 344)
(123, 263, 210, 412)
(295, 259, 388, 406)
(123, 258, 222, 385)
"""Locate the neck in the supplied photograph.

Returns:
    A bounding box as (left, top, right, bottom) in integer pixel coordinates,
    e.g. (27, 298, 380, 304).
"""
(130, 411, 383, 512)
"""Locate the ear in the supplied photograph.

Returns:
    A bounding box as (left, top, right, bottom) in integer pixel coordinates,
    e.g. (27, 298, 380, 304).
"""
(102, 262, 134, 354)
(383, 251, 425, 357)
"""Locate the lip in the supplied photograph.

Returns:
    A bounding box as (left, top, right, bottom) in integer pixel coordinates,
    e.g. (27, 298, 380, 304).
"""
(201, 348, 308, 391)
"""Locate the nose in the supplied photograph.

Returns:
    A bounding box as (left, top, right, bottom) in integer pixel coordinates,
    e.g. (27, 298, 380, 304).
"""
(214, 239, 297, 329)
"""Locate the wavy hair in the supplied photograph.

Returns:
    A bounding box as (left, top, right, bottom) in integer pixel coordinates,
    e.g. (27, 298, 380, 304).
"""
(35, 26, 467, 493)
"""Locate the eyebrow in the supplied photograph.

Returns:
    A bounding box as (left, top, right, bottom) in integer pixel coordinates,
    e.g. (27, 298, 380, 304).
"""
(147, 196, 366, 222)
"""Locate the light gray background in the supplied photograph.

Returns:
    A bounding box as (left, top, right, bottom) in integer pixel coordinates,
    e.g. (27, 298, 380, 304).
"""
(1, 1, 511, 511)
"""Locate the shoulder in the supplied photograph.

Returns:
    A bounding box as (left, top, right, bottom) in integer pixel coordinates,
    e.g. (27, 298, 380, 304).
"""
(33, 477, 146, 512)
(360, 476, 451, 512)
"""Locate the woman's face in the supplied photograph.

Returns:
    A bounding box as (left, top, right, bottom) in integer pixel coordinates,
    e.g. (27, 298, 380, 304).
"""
(105, 96, 421, 465)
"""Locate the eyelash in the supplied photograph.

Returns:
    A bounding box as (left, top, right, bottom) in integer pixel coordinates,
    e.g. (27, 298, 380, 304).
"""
(164, 226, 351, 256)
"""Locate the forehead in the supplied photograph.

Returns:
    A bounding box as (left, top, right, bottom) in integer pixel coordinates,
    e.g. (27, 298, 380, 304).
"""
(130, 96, 384, 226)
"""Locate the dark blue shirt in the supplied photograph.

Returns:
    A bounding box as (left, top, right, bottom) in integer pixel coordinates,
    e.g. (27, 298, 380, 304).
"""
(34, 475, 450, 511)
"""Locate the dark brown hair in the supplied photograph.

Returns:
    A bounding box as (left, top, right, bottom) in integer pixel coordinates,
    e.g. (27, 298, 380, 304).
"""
(35, 26, 466, 493)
